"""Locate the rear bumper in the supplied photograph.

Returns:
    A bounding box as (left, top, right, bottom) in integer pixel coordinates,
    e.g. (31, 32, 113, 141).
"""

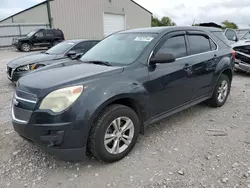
(234, 59, 250, 73)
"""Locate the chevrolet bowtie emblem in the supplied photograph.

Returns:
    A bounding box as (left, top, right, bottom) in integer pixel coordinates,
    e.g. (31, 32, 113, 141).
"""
(13, 98, 19, 106)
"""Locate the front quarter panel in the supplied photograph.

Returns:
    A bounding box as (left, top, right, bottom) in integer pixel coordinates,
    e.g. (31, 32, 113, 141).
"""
(74, 68, 150, 145)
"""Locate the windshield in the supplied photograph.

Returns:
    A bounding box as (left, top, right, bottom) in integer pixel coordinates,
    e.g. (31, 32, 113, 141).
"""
(46, 41, 75, 55)
(27, 30, 37, 37)
(80, 33, 157, 65)
(241, 31, 250, 40)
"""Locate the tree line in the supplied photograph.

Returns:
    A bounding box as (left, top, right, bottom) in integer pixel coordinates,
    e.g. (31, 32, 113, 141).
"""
(152, 16, 239, 29)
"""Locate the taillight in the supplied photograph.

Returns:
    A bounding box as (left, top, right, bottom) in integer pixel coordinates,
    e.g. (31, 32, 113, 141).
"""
(232, 50, 236, 60)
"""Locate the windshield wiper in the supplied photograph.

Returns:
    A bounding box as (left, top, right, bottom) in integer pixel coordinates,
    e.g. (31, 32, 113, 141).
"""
(83, 61, 112, 66)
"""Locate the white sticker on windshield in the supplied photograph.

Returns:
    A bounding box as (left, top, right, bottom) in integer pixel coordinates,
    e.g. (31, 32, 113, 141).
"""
(134, 37, 153, 42)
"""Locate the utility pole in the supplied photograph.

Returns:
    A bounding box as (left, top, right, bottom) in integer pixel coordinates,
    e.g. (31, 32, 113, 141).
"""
(46, 0, 52, 28)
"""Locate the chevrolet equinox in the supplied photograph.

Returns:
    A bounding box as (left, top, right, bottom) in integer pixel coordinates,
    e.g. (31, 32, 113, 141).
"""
(12, 27, 234, 162)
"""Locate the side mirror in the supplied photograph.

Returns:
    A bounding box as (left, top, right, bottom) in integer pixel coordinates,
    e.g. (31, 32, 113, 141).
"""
(33, 35, 37, 39)
(150, 53, 176, 64)
(233, 36, 238, 42)
(67, 51, 77, 57)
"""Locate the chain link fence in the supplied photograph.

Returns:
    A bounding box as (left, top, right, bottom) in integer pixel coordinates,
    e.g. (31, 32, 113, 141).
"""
(0, 23, 49, 48)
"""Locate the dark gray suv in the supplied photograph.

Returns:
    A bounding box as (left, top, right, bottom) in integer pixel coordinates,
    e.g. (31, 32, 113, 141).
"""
(12, 26, 234, 162)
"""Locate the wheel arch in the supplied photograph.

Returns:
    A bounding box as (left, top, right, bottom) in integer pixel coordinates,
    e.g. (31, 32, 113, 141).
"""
(89, 95, 146, 134)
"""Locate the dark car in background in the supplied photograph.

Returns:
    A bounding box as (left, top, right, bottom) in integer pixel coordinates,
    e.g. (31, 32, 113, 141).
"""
(12, 28, 65, 52)
(12, 26, 234, 163)
(7, 39, 100, 82)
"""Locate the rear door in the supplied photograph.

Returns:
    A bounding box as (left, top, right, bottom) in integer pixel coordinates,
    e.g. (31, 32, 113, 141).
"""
(186, 31, 218, 98)
(44, 30, 54, 46)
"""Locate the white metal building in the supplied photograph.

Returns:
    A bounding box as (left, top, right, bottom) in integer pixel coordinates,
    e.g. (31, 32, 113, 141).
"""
(0, 0, 152, 40)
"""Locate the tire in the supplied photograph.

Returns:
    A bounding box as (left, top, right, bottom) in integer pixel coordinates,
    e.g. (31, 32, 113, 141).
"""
(88, 104, 140, 163)
(21, 43, 31, 52)
(20, 43, 31, 52)
(207, 74, 231, 107)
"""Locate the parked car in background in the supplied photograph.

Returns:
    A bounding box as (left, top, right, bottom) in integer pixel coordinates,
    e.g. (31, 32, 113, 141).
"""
(12, 26, 234, 162)
(7, 39, 100, 82)
(224, 29, 250, 73)
(12, 28, 65, 52)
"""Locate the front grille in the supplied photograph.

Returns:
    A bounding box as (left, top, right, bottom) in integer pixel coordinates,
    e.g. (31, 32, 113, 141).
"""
(13, 106, 32, 122)
(16, 90, 37, 102)
(235, 53, 250, 65)
(12, 90, 38, 123)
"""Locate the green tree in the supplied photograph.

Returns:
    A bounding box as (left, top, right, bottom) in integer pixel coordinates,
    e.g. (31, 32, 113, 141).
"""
(222, 20, 238, 29)
(152, 16, 176, 27)
(152, 17, 161, 27)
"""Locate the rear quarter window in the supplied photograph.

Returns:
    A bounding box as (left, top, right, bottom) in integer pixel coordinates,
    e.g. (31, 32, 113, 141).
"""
(211, 31, 231, 48)
(188, 35, 211, 55)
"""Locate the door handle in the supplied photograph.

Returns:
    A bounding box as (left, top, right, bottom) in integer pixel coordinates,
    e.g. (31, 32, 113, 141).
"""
(183, 64, 191, 70)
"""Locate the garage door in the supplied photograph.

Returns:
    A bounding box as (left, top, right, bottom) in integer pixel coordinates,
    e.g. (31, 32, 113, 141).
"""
(103, 13, 125, 36)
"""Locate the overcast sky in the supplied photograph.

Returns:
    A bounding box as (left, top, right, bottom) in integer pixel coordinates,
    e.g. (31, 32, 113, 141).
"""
(1, 0, 250, 28)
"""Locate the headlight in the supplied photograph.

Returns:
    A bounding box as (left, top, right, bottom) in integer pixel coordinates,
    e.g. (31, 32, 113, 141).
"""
(17, 65, 30, 71)
(39, 86, 83, 113)
(17, 64, 38, 71)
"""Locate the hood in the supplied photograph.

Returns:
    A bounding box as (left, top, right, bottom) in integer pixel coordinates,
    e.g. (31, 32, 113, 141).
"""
(232, 40, 250, 48)
(7, 52, 62, 68)
(18, 62, 124, 96)
(32, 59, 87, 72)
(14, 36, 30, 41)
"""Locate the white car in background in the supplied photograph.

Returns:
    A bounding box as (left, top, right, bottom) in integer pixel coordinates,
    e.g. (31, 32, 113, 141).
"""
(224, 28, 250, 73)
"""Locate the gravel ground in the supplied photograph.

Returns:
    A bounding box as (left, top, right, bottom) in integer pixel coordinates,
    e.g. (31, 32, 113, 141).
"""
(0, 49, 249, 188)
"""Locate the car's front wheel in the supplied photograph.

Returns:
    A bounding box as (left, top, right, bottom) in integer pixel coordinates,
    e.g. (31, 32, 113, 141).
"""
(20, 43, 31, 52)
(207, 74, 231, 107)
(88, 104, 140, 163)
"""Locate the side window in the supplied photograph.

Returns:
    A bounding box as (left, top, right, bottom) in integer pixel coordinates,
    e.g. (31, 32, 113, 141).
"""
(242, 32, 250, 40)
(210, 39, 217, 50)
(45, 30, 54, 37)
(188, 35, 211, 55)
(71, 42, 94, 53)
(157, 35, 187, 59)
(35, 31, 44, 37)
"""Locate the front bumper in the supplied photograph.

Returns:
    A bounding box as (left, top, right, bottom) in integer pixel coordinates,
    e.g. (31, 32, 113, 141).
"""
(234, 59, 250, 73)
(11, 91, 89, 161)
(12, 42, 21, 49)
(13, 121, 87, 161)
(7, 67, 30, 82)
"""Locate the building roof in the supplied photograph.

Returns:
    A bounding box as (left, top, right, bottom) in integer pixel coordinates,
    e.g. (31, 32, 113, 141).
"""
(131, 0, 152, 14)
(0, 0, 152, 23)
(0, 1, 47, 23)
(121, 26, 223, 34)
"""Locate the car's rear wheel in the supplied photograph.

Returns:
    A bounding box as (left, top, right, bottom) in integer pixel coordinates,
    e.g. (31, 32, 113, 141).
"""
(88, 104, 140, 163)
(21, 43, 31, 52)
(207, 74, 231, 107)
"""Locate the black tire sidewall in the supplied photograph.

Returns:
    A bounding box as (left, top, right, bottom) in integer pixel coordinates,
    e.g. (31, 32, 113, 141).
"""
(94, 106, 140, 162)
(213, 74, 231, 107)
(21, 43, 31, 52)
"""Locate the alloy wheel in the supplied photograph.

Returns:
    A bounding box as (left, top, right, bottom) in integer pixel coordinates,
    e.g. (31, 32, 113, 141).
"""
(104, 117, 134, 154)
(217, 80, 228, 103)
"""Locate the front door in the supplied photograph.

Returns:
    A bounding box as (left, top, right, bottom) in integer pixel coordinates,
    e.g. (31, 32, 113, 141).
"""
(147, 31, 195, 117)
(33, 30, 46, 47)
